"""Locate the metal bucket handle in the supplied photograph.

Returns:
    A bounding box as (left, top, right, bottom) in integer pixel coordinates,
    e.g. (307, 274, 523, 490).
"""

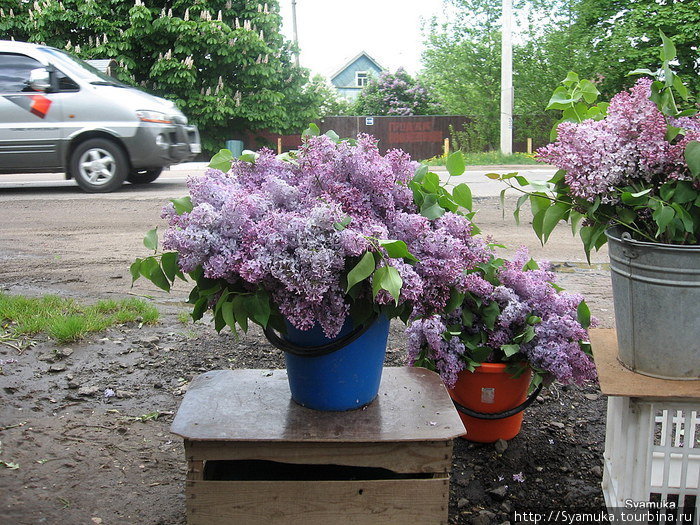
(619, 231, 639, 259)
(264, 313, 379, 358)
(451, 382, 543, 420)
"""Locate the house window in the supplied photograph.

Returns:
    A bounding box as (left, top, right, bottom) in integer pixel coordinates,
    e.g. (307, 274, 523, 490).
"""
(355, 71, 368, 87)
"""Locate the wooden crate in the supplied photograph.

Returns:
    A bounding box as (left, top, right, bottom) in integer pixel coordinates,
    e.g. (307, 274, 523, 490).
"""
(591, 330, 700, 523)
(171, 368, 465, 525)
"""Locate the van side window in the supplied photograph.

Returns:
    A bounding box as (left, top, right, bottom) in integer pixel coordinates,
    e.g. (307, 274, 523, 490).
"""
(0, 53, 44, 93)
(56, 69, 79, 92)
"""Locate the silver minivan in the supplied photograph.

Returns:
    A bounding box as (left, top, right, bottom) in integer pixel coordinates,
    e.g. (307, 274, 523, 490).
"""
(0, 40, 201, 192)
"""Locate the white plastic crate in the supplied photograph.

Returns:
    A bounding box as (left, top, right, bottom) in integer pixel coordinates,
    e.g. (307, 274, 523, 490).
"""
(603, 396, 700, 523)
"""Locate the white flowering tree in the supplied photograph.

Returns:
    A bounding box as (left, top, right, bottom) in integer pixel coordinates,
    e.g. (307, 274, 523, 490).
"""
(0, 0, 323, 152)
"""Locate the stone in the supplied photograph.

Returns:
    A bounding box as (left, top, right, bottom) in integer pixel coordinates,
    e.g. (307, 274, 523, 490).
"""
(457, 497, 470, 509)
(37, 352, 57, 363)
(48, 363, 67, 373)
(488, 485, 508, 501)
(550, 421, 565, 429)
(494, 438, 508, 454)
(591, 465, 602, 477)
(584, 393, 599, 401)
(56, 348, 74, 358)
(78, 386, 100, 397)
(115, 390, 135, 399)
(472, 510, 496, 525)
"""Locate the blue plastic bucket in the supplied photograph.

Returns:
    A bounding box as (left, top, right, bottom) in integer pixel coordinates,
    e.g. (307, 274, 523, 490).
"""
(280, 315, 389, 411)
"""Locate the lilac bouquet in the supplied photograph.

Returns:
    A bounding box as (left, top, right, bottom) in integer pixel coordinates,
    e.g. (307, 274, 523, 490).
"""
(132, 131, 487, 338)
(407, 247, 596, 388)
(494, 32, 700, 259)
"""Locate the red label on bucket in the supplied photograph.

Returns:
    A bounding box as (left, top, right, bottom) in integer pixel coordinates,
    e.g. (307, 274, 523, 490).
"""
(481, 387, 495, 404)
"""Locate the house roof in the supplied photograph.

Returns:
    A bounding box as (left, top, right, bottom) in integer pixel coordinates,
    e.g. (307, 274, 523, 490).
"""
(329, 51, 384, 82)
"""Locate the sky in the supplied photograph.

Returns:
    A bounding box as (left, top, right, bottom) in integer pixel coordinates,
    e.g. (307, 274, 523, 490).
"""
(278, 0, 449, 79)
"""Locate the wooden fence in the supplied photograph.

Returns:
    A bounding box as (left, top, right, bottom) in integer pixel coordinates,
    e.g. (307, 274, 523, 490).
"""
(236, 115, 544, 161)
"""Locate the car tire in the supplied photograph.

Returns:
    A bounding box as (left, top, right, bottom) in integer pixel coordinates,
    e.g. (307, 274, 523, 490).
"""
(71, 138, 128, 193)
(127, 167, 163, 185)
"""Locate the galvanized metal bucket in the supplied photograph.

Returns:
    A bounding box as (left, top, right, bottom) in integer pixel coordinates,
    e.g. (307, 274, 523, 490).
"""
(606, 226, 700, 379)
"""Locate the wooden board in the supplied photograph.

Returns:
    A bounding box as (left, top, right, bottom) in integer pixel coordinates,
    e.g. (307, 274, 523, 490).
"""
(591, 329, 700, 399)
(171, 367, 465, 443)
(186, 478, 449, 525)
(185, 440, 453, 474)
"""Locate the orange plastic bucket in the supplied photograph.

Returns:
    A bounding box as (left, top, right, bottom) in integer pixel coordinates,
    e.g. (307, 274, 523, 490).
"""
(448, 363, 534, 443)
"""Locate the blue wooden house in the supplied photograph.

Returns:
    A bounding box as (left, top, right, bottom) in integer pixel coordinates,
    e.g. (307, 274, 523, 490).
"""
(330, 51, 384, 100)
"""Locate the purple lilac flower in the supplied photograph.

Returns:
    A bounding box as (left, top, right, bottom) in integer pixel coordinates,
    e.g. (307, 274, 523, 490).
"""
(161, 134, 486, 338)
(537, 78, 700, 202)
(407, 247, 596, 387)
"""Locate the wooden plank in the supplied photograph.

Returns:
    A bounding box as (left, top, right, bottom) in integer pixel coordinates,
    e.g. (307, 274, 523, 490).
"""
(171, 367, 465, 443)
(591, 329, 700, 399)
(186, 478, 449, 525)
(185, 440, 452, 474)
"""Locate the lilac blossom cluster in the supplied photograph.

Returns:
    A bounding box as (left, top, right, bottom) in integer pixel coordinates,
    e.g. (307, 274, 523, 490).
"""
(406, 248, 596, 388)
(161, 134, 487, 338)
(537, 78, 700, 203)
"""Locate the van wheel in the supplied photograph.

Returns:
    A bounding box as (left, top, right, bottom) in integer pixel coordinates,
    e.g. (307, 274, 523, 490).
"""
(128, 167, 163, 185)
(71, 139, 128, 193)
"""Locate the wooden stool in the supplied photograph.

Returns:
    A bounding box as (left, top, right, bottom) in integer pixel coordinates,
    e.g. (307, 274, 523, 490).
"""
(171, 367, 465, 525)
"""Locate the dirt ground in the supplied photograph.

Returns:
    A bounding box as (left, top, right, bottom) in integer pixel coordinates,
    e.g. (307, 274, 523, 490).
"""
(0, 180, 612, 525)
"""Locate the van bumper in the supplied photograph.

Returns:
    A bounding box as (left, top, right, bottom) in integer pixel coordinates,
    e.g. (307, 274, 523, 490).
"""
(125, 123, 201, 169)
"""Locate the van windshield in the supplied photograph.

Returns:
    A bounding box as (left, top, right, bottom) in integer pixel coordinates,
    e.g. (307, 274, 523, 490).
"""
(39, 47, 128, 87)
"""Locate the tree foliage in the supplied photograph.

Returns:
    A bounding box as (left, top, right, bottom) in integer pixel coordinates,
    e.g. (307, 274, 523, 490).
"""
(422, 0, 699, 151)
(353, 68, 442, 116)
(570, 0, 700, 98)
(0, 0, 322, 152)
(422, 0, 502, 149)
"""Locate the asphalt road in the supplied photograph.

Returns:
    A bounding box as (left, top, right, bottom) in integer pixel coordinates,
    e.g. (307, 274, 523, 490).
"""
(0, 163, 614, 327)
(0, 163, 555, 199)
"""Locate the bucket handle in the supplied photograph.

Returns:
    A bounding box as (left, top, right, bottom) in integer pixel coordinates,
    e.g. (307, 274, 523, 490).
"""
(619, 231, 639, 259)
(263, 313, 378, 358)
(452, 382, 543, 420)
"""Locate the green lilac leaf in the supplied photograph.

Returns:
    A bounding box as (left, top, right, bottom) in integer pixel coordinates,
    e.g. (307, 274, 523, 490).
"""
(452, 183, 473, 211)
(378, 239, 418, 261)
(232, 295, 249, 332)
(221, 301, 237, 335)
(445, 150, 466, 177)
(160, 252, 179, 282)
(577, 301, 591, 329)
(501, 344, 520, 357)
(143, 228, 158, 251)
(685, 141, 700, 178)
(171, 196, 193, 215)
(346, 252, 376, 293)
(129, 259, 141, 284)
(302, 123, 320, 137)
(250, 292, 271, 327)
(209, 149, 234, 171)
(149, 265, 170, 292)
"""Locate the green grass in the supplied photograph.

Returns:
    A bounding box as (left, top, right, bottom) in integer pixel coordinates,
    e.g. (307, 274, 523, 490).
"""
(423, 151, 540, 166)
(177, 311, 192, 325)
(0, 293, 159, 344)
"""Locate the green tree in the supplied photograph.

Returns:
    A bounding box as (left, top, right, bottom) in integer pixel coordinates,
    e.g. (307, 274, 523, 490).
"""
(0, 0, 322, 152)
(422, 0, 579, 150)
(307, 75, 353, 117)
(353, 68, 442, 116)
(570, 0, 700, 98)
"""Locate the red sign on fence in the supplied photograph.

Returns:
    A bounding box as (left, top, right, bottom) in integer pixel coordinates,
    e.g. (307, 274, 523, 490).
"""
(388, 121, 444, 144)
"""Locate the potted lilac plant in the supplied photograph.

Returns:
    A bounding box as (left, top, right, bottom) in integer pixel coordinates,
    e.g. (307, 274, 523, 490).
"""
(131, 127, 487, 410)
(407, 247, 596, 442)
(492, 32, 700, 379)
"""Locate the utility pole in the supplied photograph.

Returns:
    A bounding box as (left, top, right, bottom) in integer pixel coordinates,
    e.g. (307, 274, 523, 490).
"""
(500, 0, 513, 155)
(291, 0, 300, 67)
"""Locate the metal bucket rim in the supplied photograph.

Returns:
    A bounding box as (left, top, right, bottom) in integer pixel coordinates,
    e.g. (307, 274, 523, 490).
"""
(606, 226, 700, 252)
